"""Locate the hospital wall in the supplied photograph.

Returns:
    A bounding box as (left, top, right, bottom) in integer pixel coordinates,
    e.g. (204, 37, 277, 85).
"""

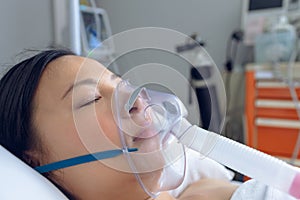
(0, 0, 53, 65)
(97, 0, 243, 125)
(0, 0, 242, 70)
(97, 0, 243, 70)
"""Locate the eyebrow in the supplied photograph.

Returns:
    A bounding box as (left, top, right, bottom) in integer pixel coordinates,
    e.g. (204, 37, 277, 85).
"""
(61, 74, 120, 99)
(62, 78, 98, 99)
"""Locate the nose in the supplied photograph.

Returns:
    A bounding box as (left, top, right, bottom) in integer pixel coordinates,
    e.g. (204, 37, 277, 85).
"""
(127, 89, 153, 126)
(128, 97, 145, 114)
(126, 87, 150, 114)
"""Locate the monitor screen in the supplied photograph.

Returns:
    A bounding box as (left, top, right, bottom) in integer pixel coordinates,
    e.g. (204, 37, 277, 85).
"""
(249, 0, 284, 11)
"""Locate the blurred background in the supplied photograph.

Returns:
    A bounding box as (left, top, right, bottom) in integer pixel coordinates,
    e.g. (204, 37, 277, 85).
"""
(1, 0, 300, 173)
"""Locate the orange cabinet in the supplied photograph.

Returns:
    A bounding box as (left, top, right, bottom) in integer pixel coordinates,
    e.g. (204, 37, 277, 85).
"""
(245, 63, 300, 163)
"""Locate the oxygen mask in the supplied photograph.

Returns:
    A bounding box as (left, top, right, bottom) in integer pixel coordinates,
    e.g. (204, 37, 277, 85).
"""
(112, 80, 187, 197)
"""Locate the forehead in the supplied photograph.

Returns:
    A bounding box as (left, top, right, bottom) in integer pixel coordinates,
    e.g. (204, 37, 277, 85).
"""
(46, 55, 107, 80)
(34, 55, 108, 103)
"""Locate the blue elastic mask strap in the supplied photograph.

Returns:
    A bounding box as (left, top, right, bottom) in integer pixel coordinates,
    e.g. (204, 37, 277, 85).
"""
(35, 148, 138, 173)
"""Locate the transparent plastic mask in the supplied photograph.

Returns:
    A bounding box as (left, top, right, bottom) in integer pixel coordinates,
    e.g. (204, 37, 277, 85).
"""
(112, 80, 186, 196)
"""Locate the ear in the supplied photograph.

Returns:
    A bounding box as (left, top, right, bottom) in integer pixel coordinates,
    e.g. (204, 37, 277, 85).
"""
(23, 150, 41, 168)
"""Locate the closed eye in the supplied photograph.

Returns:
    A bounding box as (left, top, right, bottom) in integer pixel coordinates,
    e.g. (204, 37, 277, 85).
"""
(79, 96, 101, 108)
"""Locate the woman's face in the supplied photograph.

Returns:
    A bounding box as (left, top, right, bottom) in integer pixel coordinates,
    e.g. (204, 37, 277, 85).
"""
(32, 55, 152, 200)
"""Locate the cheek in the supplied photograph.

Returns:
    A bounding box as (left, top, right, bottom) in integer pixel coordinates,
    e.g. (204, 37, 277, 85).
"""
(37, 115, 87, 162)
(96, 106, 122, 148)
(71, 103, 122, 153)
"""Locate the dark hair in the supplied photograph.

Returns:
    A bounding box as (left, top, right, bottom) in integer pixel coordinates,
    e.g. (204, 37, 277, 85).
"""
(0, 49, 76, 199)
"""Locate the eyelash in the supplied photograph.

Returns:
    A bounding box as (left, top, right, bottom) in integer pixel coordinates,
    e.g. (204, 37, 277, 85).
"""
(80, 96, 101, 108)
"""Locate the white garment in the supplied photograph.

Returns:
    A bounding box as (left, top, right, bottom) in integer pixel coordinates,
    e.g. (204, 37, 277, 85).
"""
(169, 149, 234, 197)
(169, 148, 297, 200)
(231, 179, 297, 200)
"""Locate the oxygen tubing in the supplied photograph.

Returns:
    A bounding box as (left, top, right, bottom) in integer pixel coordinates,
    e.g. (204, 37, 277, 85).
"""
(172, 118, 300, 199)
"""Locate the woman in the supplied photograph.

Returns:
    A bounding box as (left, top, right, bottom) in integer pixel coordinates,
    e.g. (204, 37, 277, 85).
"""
(0, 49, 238, 199)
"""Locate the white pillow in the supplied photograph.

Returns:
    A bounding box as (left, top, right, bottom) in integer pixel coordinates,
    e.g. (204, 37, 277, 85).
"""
(0, 146, 67, 199)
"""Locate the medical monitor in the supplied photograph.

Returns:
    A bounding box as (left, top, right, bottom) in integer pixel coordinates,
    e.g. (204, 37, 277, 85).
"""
(242, 0, 287, 29)
(241, 0, 300, 45)
(248, 0, 285, 12)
